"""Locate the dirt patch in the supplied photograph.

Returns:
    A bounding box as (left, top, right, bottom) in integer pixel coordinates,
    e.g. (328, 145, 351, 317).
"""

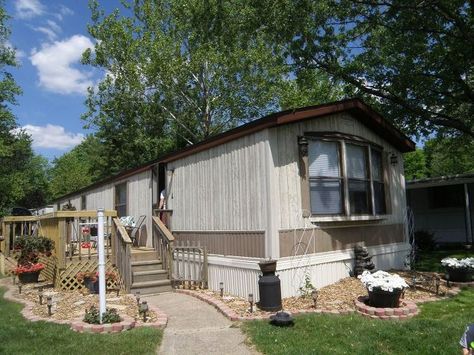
(15, 282, 157, 324)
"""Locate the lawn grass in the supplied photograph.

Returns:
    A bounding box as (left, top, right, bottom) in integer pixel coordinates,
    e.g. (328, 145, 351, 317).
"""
(0, 287, 162, 355)
(414, 249, 474, 272)
(243, 288, 474, 355)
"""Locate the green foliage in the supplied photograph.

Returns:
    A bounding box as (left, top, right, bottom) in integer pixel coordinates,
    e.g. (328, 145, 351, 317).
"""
(49, 135, 104, 198)
(424, 136, 474, 177)
(82, 0, 343, 177)
(243, 289, 474, 354)
(83, 306, 121, 324)
(403, 149, 428, 181)
(252, 0, 474, 138)
(298, 274, 315, 298)
(0, 4, 50, 215)
(413, 230, 437, 252)
(14, 236, 54, 265)
(0, 287, 162, 354)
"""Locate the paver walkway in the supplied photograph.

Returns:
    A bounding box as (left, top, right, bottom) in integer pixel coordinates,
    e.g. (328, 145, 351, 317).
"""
(145, 292, 259, 355)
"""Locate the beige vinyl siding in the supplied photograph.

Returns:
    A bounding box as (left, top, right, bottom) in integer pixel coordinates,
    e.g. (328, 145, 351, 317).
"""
(273, 112, 407, 230)
(167, 130, 269, 231)
(56, 170, 153, 246)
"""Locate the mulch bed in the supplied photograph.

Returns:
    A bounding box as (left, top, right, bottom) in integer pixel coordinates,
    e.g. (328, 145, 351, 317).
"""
(14, 281, 158, 325)
(192, 270, 453, 318)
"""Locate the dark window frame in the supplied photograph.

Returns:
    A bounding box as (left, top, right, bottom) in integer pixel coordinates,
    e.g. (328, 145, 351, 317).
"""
(114, 182, 128, 217)
(307, 136, 387, 217)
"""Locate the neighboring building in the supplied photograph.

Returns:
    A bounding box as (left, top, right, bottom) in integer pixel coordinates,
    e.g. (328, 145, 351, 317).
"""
(54, 98, 415, 297)
(407, 174, 474, 246)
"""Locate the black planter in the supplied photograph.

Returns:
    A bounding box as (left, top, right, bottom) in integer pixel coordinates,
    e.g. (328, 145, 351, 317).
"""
(18, 271, 40, 283)
(84, 278, 99, 294)
(368, 289, 403, 308)
(258, 260, 282, 312)
(446, 267, 473, 282)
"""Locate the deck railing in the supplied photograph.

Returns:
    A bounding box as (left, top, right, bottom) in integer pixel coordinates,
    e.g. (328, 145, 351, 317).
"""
(112, 217, 133, 292)
(1, 211, 117, 269)
(152, 216, 174, 279)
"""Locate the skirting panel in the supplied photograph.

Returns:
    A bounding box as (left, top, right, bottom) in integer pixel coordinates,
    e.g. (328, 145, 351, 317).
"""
(203, 242, 410, 298)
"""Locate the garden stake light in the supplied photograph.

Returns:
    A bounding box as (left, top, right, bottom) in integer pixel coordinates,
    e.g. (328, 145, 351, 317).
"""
(140, 301, 149, 322)
(435, 278, 440, 295)
(11, 273, 15, 285)
(248, 293, 254, 313)
(116, 288, 120, 297)
(219, 282, 224, 298)
(47, 296, 52, 316)
(135, 291, 141, 306)
(38, 286, 43, 305)
(311, 289, 318, 308)
(18, 283, 22, 294)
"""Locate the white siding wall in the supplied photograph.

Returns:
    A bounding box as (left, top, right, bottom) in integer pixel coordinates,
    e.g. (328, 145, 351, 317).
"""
(168, 130, 269, 231)
(56, 170, 153, 246)
(205, 242, 409, 298)
(273, 113, 407, 230)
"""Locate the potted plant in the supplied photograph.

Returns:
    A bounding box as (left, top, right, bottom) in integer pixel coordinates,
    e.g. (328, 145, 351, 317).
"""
(441, 257, 474, 282)
(13, 236, 54, 283)
(359, 270, 409, 308)
(76, 271, 117, 294)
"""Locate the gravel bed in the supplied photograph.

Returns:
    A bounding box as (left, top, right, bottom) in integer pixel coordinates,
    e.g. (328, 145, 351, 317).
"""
(15, 282, 157, 324)
(194, 271, 450, 317)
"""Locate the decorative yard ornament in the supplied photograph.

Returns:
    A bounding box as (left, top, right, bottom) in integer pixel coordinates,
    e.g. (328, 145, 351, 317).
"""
(353, 245, 375, 277)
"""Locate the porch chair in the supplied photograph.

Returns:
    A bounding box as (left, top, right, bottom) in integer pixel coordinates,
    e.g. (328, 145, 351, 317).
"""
(130, 215, 146, 247)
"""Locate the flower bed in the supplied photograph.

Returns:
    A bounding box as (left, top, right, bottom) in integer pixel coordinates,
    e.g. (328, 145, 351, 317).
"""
(354, 296, 418, 320)
(441, 257, 474, 282)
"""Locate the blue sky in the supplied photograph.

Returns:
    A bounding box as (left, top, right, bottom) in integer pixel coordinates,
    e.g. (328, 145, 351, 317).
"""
(6, 0, 118, 160)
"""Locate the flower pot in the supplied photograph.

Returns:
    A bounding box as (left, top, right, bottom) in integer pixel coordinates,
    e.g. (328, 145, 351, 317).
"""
(368, 288, 403, 308)
(446, 267, 473, 282)
(258, 260, 277, 275)
(18, 271, 40, 283)
(84, 278, 99, 294)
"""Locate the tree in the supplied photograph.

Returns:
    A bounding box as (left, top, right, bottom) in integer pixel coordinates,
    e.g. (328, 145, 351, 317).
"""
(49, 135, 104, 199)
(424, 136, 474, 177)
(403, 149, 428, 181)
(251, 0, 473, 138)
(82, 0, 343, 176)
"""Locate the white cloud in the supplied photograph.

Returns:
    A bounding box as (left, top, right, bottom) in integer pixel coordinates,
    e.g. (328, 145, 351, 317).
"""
(20, 124, 84, 150)
(34, 19, 62, 41)
(55, 5, 74, 21)
(30, 35, 95, 95)
(15, 0, 45, 19)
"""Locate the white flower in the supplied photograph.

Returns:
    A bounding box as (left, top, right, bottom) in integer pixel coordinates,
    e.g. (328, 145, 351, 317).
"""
(358, 270, 409, 292)
(441, 257, 474, 269)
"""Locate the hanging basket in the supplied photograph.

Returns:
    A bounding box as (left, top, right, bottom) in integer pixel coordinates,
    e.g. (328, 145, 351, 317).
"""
(18, 271, 40, 283)
(367, 288, 403, 308)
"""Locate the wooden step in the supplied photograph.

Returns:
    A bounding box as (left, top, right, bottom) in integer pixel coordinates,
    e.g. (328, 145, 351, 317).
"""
(131, 259, 163, 272)
(132, 269, 169, 283)
(130, 280, 173, 295)
(131, 249, 159, 262)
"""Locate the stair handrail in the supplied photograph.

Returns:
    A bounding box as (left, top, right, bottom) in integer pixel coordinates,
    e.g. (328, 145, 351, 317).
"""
(152, 216, 174, 279)
(112, 217, 132, 292)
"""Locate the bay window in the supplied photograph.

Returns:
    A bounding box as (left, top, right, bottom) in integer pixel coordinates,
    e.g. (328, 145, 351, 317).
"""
(307, 136, 387, 216)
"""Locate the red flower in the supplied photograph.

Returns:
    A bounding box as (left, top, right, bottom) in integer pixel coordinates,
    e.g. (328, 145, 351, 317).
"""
(14, 263, 45, 275)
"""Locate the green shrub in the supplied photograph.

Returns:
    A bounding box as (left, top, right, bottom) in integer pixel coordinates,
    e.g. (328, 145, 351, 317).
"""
(414, 230, 437, 251)
(83, 306, 121, 324)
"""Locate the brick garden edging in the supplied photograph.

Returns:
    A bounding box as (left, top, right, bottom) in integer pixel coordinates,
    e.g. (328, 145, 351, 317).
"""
(0, 279, 167, 333)
(176, 289, 354, 321)
(354, 296, 418, 320)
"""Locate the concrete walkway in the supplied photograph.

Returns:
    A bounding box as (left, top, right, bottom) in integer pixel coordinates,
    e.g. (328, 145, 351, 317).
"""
(144, 292, 259, 355)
